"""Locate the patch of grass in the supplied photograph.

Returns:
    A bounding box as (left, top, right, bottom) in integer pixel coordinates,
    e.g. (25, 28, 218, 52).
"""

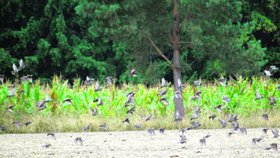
(0, 76, 279, 133)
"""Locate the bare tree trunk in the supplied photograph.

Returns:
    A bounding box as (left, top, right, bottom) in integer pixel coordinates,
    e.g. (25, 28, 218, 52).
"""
(172, 0, 184, 121)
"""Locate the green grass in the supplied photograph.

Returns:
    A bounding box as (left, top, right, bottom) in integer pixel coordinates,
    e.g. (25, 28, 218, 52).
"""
(0, 76, 279, 133)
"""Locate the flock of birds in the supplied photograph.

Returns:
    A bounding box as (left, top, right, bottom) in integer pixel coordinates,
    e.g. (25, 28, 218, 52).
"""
(0, 60, 279, 152)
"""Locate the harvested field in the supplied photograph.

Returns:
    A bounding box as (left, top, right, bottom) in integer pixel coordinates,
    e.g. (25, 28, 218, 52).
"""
(0, 128, 280, 158)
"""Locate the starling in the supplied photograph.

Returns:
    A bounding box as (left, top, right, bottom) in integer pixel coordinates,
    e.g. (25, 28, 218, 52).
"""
(105, 76, 113, 85)
(231, 121, 239, 131)
(158, 89, 167, 97)
(218, 77, 227, 87)
(134, 124, 142, 129)
(270, 65, 279, 72)
(74, 137, 83, 146)
(194, 80, 202, 87)
(145, 115, 152, 121)
(191, 112, 199, 120)
(179, 127, 192, 134)
(215, 105, 223, 112)
(85, 76, 94, 85)
(227, 114, 238, 122)
(263, 128, 269, 134)
(174, 90, 182, 99)
(63, 98, 72, 104)
(36, 100, 47, 111)
(6, 105, 15, 113)
(0, 125, 7, 131)
(99, 123, 107, 130)
(228, 131, 235, 136)
(199, 138, 206, 145)
(125, 92, 135, 106)
(81, 124, 92, 132)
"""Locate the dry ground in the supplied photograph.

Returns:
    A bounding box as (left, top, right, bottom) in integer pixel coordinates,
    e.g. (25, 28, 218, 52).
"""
(0, 128, 280, 158)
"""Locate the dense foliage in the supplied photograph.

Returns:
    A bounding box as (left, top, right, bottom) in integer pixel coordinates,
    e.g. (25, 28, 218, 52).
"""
(0, 0, 279, 84)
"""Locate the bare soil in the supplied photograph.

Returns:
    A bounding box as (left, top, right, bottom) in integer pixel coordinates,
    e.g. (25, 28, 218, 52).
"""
(0, 128, 279, 158)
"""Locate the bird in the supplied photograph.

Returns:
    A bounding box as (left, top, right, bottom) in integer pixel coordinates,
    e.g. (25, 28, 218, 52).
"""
(105, 76, 113, 85)
(174, 90, 182, 99)
(191, 112, 200, 120)
(191, 121, 200, 129)
(122, 117, 130, 124)
(20, 75, 33, 83)
(228, 131, 236, 136)
(218, 77, 227, 86)
(179, 134, 187, 144)
(277, 85, 280, 91)
(0, 125, 7, 131)
(194, 80, 202, 87)
(209, 115, 217, 120)
(25, 121, 32, 127)
(215, 105, 223, 112)
(8, 87, 16, 97)
(264, 70, 272, 77)
(222, 96, 230, 103)
(147, 128, 155, 136)
(125, 92, 135, 106)
(94, 81, 101, 91)
(6, 105, 15, 113)
(231, 121, 239, 131)
(12, 121, 21, 128)
(262, 113, 269, 121)
(200, 134, 211, 145)
(239, 128, 247, 134)
(130, 69, 137, 77)
(99, 123, 107, 130)
(265, 143, 278, 151)
(263, 128, 269, 134)
(158, 89, 167, 97)
(145, 115, 152, 121)
(179, 127, 192, 134)
(93, 98, 103, 106)
(192, 91, 202, 100)
(160, 98, 170, 106)
(271, 129, 279, 138)
(0, 75, 4, 83)
(161, 78, 167, 87)
(159, 128, 165, 134)
(42, 143, 51, 148)
(255, 92, 263, 100)
(47, 132, 56, 140)
(90, 107, 97, 116)
(81, 124, 92, 132)
(85, 76, 94, 86)
(36, 100, 48, 111)
(127, 106, 135, 115)
(269, 97, 276, 105)
(252, 137, 263, 144)
(227, 114, 238, 122)
(74, 137, 83, 145)
(134, 124, 142, 129)
(270, 65, 279, 72)
(219, 119, 227, 128)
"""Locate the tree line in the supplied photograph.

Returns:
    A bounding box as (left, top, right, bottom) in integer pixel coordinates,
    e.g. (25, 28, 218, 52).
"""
(0, 0, 279, 84)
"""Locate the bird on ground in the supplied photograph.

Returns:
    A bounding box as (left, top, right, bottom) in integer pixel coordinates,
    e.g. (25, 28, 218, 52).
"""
(6, 105, 15, 113)
(81, 124, 92, 132)
(200, 134, 211, 145)
(179, 127, 192, 134)
(85, 76, 94, 86)
(265, 143, 278, 151)
(158, 89, 167, 97)
(134, 124, 142, 129)
(47, 132, 56, 140)
(174, 90, 182, 99)
(63, 98, 72, 104)
(105, 76, 113, 85)
(263, 128, 269, 134)
(194, 80, 202, 87)
(264, 70, 272, 77)
(192, 91, 202, 100)
(145, 115, 152, 121)
(74, 137, 83, 146)
(231, 121, 239, 131)
(239, 128, 247, 135)
(42, 143, 51, 148)
(99, 123, 107, 130)
(228, 131, 236, 137)
(271, 129, 279, 138)
(0, 125, 7, 131)
(218, 77, 227, 87)
(179, 134, 187, 144)
(227, 114, 238, 123)
(127, 106, 135, 115)
(252, 137, 263, 144)
(147, 128, 155, 136)
(160, 98, 170, 106)
(222, 96, 230, 104)
(159, 128, 165, 134)
(125, 92, 135, 106)
(191, 121, 200, 129)
(215, 105, 223, 112)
